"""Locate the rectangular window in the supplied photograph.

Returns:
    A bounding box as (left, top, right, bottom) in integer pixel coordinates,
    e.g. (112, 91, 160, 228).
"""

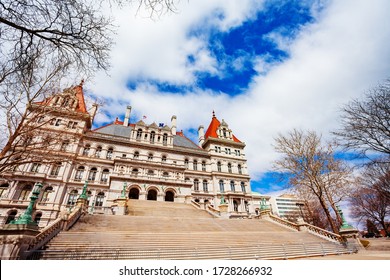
(30, 163, 41, 173)
(50, 164, 61, 176)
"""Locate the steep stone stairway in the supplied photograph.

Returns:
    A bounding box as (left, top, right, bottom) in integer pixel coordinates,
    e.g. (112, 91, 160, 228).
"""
(33, 200, 357, 259)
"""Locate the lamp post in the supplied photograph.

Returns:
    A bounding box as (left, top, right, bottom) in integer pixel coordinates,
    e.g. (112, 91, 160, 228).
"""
(11, 183, 43, 226)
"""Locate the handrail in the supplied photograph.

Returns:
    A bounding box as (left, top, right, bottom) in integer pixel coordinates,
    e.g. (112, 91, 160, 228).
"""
(63, 207, 83, 231)
(305, 223, 344, 243)
(206, 205, 220, 217)
(268, 214, 300, 231)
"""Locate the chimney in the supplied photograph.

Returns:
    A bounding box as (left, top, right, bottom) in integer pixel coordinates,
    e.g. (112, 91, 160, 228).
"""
(198, 125, 205, 147)
(90, 103, 98, 124)
(123, 105, 132, 127)
(171, 115, 177, 135)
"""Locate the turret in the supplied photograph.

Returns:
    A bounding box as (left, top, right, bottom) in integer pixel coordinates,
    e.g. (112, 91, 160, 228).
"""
(123, 106, 132, 127)
(198, 125, 205, 147)
(171, 115, 177, 135)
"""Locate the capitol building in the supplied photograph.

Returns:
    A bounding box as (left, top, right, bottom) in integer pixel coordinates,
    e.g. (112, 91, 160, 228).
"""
(0, 83, 266, 227)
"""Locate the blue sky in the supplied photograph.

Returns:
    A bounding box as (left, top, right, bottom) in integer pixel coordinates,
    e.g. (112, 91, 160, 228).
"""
(90, 0, 390, 196)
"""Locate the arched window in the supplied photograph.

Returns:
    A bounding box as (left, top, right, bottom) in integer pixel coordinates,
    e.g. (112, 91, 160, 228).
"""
(87, 191, 92, 205)
(194, 179, 199, 191)
(223, 128, 227, 138)
(95, 192, 105, 207)
(162, 155, 167, 162)
(132, 168, 139, 176)
(40, 186, 53, 203)
(83, 144, 90, 156)
(147, 170, 155, 176)
(101, 169, 109, 183)
(136, 129, 142, 140)
(162, 171, 169, 177)
(184, 159, 189, 169)
(150, 131, 156, 143)
(34, 213, 42, 225)
(241, 182, 246, 193)
(133, 151, 139, 159)
(67, 190, 78, 205)
(50, 162, 61, 176)
(193, 160, 198, 171)
(19, 185, 32, 201)
(219, 180, 224, 192)
(60, 140, 70, 151)
(185, 177, 190, 183)
(106, 147, 113, 159)
(163, 133, 168, 145)
(0, 183, 9, 197)
(5, 210, 17, 224)
(88, 167, 98, 181)
(203, 180, 208, 192)
(217, 162, 222, 172)
(148, 153, 153, 161)
(95, 146, 102, 158)
(75, 166, 85, 180)
(238, 164, 242, 174)
(228, 163, 232, 173)
(201, 161, 206, 171)
(230, 181, 235, 192)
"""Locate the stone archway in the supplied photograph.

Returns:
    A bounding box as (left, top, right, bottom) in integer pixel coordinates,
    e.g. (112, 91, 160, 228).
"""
(165, 190, 174, 202)
(147, 189, 158, 201)
(129, 188, 140, 199)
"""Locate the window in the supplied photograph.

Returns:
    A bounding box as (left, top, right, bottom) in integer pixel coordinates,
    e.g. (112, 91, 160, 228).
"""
(106, 148, 113, 159)
(83, 145, 90, 156)
(163, 133, 168, 145)
(225, 148, 231, 155)
(101, 169, 109, 183)
(150, 131, 156, 143)
(95, 192, 104, 207)
(185, 178, 190, 183)
(88, 167, 98, 181)
(67, 190, 78, 205)
(201, 161, 206, 171)
(133, 151, 139, 159)
(19, 185, 32, 200)
(60, 140, 69, 151)
(147, 170, 154, 176)
(184, 159, 189, 169)
(162, 155, 167, 162)
(67, 121, 78, 129)
(75, 166, 85, 180)
(223, 128, 227, 138)
(203, 180, 208, 192)
(0, 183, 9, 197)
(36, 116, 44, 123)
(95, 146, 102, 158)
(230, 181, 235, 192)
(55, 119, 62, 126)
(5, 210, 17, 224)
(148, 153, 153, 161)
(214, 146, 221, 153)
(162, 172, 169, 177)
(238, 164, 242, 174)
(87, 191, 92, 205)
(50, 163, 61, 176)
(40, 186, 53, 203)
(219, 180, 224, 192)
(235, 149, 241, 156)
(228, 163, 232, 173)
(30, 163, 41, 173)
(217, 162, 222, 172)
(193, 160, 198, 171)
(136, 129, 142, 140)
(194, 179, 199, 191)
(241, 182, 246, 193)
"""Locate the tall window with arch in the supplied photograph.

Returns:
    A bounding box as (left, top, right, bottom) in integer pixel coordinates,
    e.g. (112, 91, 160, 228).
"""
(83, 144, 90, 156)
(228, 163, 232, 173)
(193, 160, 198, 171)
(75, 166, 85, 181)
(5, 210, 17, 224)
(230, 181, 235, 192)
(184, 159, 189, 169)
(162, 155, 167, 162)
(101, 169, 109, 183)
(106, 147, 113, 159)
(95, 146, 102, 158)
(67, 190, 78, 205)
(0, 183, 9, 198)
(50, 162, 61, 176)
(136, 129, 142, 140)
(238, 164, 242, 174)
(150, 131, 156, 143)
(219, 180, 225, 192)
(19, 185, 32, 201)
(40, 186, 53, 203)
(194, 179, 199, 191)
(241, 182, 246, 193)
(163, 133, 168, 145)
(202, 180, 208, 192)
(88, 167, 98, 181)
(217, 162, 222, 172)
(95, 192, 105, 207)
(201, 161, 206, 171)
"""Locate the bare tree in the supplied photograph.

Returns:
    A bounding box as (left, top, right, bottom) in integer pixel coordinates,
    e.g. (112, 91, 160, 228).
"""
(334, 79, 390, 162)
(273, 129, 354, 233)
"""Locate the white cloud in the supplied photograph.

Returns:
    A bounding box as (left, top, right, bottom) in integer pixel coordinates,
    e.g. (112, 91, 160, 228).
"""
(90, 0, 390, 191)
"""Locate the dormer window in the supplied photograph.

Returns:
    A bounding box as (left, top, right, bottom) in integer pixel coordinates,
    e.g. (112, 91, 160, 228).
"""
(223, 128, 227, 138)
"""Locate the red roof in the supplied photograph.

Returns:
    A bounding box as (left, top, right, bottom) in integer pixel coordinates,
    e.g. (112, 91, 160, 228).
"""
(204, 112, 241, 143)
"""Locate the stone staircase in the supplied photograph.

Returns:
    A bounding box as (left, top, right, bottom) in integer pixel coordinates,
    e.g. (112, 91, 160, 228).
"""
(31, 200, 357, 259)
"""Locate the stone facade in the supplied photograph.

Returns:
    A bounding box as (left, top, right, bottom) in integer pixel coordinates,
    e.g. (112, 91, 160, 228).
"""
(0, 84, 265, 228)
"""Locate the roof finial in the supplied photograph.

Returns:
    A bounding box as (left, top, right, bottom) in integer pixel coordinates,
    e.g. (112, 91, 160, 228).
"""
(212, 110, 215, 118)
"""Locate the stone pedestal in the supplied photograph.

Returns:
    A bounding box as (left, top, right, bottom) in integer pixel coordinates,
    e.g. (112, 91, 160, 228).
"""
(0, 224, 40, 259)
(218, 204, 230, 219)
(339, 227, 363, 248)
(296, 218, 308, 232)
(114, 197, 128, 215)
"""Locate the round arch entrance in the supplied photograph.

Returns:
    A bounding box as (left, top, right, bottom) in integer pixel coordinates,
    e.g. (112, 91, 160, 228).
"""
(165, 190, 175, 202)
(129, 188, 140, 199)
(147, 189, 158, 201)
